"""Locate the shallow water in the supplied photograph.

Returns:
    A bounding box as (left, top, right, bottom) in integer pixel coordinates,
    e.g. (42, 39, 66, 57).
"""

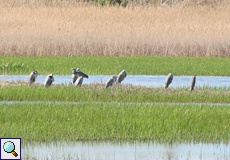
(22, 141, 230, 160)
(0, 75, 230, 88)
(1, 101, 230, 106)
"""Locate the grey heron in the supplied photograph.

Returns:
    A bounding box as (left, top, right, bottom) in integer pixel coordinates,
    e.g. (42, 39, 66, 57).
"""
(117, 70, 127, 84)
(29, 70, 39, 86)
(75, 76, 83, 87)
(70, 68, 88, 84)
(44, 74, 54, 87)
(189, 75, 196, 91)
(165, 73, 173, 88)
(105, 76, 117, 89)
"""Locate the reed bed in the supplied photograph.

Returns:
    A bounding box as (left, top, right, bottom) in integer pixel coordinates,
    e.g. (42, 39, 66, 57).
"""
(1, 55, 230, 75)
(0, 1, 229, 57)
(1, 102, 229, 143)
(1, 84, 230, 103)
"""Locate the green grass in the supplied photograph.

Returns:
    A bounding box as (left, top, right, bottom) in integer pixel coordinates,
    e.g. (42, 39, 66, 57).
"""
(1, 55, 230, 76)
(1, 55, 230, 144)
(1, 102, 229, 143)
(1, 84, 230, 103)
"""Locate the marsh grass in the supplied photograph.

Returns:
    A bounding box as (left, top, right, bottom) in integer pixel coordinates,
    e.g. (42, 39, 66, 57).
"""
(0, 1, 229, 57)
(1, 102, 229, 143)
(1, 56, 230, 76)
(1, 84, 230, 103)
(0, 62, 29, 75)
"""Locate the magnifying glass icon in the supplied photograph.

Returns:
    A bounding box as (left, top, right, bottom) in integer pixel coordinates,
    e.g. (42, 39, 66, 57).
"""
(3, 141, 18, 157)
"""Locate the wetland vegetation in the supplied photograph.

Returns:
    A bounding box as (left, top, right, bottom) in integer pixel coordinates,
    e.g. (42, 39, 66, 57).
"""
(0, 0, 229, 57)
(1, 55, 230, 76)
(0, 84, 230, 103)
(1, 102, 229, 143)
(1, 0, 230, 145)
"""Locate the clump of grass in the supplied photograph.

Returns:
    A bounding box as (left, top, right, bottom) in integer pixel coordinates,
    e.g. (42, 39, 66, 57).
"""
(0, 62, 29, 74)
(0, 102, 229, 143)
(1, 84, 230, 103)
(0, 1, 229, 57)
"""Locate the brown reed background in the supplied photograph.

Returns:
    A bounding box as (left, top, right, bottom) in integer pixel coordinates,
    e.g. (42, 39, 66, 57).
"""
(0, 0, 229, 57)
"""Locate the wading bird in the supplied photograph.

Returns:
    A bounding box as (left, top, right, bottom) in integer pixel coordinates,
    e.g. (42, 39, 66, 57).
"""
(44, 74, 54, 87)
(189, 75, 196, 91)
(165, 73, 173, 88)
(105, 76, 117, 89)
(75, 76, 83, 87)
(117, 70, 127, 84)
(29, 70, 39, 86)
(70, 68, 88, 84)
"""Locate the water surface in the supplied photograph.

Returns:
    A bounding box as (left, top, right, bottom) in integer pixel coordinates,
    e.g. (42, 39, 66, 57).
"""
(22, 141, 230, 160)
(1, 75, 229, 88)
(1, 101, 230, 106)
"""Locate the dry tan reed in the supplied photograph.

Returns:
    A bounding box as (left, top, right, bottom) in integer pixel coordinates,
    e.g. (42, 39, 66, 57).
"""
(0, 0, 229, 57)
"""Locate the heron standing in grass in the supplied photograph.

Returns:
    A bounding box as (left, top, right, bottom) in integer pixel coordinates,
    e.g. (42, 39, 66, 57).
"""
(44, 74, 54, 87)
(70, 68, 88, 84)
(29, 70, 39, 86)
(117, 70, 127, 84)
(105, 76, 117, 89)
(189, 75, 196, 91)
(165, 73, 173, 88)
(75, 76, 83, 87)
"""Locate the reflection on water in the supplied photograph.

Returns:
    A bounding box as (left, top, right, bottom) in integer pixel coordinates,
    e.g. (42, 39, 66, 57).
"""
(0, 75, 230, 88)
(22, 141, 230, 160)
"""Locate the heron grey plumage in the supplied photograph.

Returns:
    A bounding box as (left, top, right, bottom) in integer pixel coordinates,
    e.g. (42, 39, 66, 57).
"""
(70, 68, 88, 84)
(189, 75, 196, 91)
(165, 73, 173, 88)
(29, 70, 39, 86)
(117, 70, 127, 84)
(105, 76, 117, 89)
(75, 76, 83, 87)
(72, 74, 78, 84)
(44, 74, 54, 87)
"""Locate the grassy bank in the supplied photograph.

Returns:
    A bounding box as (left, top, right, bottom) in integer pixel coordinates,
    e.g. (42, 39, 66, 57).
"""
(1, 56, 230, 76)
(1, 102, 229, 143)
(0, 84, 230, 103)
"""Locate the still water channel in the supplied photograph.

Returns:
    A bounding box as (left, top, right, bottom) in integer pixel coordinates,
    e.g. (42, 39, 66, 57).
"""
(0, 75, 230, 88)
(22, 141, 230, 160)
(1, 101, 230, 106)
